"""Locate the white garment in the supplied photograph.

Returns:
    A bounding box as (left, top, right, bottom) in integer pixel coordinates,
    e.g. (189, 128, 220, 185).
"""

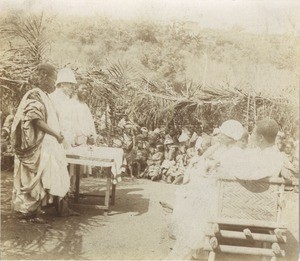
(171, 156, 218, 258)
(71, 98, 96, 138)
(39, 93, 70, 197)
(49, 88, 75, 146)
(222, 145, 284, 180)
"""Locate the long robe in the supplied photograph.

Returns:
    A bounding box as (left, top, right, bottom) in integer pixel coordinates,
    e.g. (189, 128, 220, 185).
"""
(11, 88, 70, 214)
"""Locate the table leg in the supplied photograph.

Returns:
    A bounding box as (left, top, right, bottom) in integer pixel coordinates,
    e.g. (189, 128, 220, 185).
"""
(75, 164, 80, 203)
(104, 172, 112, 216)
(111, 184, 116, 206)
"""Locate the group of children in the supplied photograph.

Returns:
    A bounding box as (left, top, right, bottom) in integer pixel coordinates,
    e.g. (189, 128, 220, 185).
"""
(95, 123, 215, 184)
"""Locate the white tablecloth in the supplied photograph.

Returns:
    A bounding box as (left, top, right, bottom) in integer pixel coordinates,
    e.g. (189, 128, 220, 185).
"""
(65, 146, 124, 177)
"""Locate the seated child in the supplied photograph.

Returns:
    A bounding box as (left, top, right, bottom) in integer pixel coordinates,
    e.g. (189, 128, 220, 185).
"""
(142, 144, 164, 179)
(157, 145, 177, 182)
(280, 140, 299, 189)
(130, 139, 149, 176)
(164, 140, 188, 184)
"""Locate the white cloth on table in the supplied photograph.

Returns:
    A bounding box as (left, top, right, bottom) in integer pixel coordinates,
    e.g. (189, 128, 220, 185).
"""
(65, 146, 124, 177)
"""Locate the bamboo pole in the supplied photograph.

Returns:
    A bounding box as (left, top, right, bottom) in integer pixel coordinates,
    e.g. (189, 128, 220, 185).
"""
(204, 244, 285, 257)
(209, 217, 287, 229)
(207, 229, 287, 243)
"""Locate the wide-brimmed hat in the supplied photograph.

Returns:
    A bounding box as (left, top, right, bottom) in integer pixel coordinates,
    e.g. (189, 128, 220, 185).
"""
(55, 68, 77, 86)
(219, 120, 244, 141)
(164, 134, 174, 145)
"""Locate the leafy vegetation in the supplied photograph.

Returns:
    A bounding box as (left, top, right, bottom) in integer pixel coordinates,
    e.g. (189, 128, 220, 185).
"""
(1, 11, 299, 135)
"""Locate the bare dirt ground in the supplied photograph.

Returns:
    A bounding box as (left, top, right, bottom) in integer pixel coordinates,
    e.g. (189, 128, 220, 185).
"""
(1, 170, 298, 260)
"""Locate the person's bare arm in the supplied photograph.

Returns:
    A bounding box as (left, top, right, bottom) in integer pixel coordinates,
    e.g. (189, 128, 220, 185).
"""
(33, 119, 64, 143)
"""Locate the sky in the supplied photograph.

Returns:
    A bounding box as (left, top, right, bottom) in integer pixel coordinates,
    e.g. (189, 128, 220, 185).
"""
(0, 0, 300, 35)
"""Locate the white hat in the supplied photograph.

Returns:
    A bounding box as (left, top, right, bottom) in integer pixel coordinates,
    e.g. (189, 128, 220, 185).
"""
(195, 137, 203, 149)
(55, 68, 77, 86)
(178, 132, 190, 143)
(190, 132, 199, 143)
(164, 134, 174, 145)
(219, 120, 244, 141)
(212, 128, 220, 136)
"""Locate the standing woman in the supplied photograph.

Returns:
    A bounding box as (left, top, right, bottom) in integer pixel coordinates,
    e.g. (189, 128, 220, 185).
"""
(11, 64, 78, 223)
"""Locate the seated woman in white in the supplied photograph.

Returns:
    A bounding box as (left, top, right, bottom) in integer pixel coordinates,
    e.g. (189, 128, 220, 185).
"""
(169, 120, 246, 260)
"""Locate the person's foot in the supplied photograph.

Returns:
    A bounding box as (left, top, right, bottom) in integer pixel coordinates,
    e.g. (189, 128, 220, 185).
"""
(67, 208, 80, 216)
(29, 217, 47, 224)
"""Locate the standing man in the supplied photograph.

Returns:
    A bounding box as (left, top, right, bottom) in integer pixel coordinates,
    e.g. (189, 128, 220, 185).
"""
(71, 81, 97, 176)
(50, 67, 77, 147)
(11, 64, 78, 223)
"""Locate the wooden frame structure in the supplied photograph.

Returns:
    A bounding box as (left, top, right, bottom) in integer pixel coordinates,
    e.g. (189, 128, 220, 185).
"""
(66, 152, 121, 216)
(204, 177, 287, 261)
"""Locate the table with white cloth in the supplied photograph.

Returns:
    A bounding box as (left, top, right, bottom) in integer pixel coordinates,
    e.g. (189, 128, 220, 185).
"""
(65, 146, 124, 215)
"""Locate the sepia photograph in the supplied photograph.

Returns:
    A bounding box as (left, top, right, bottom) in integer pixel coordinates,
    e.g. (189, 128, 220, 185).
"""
(0, 0, 299, 260)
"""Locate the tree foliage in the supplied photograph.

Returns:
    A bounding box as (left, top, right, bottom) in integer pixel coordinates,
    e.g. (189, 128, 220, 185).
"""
(0, 12, 298, 134)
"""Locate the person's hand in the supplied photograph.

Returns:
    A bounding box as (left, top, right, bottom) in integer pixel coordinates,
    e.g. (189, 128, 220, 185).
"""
(1, 129, 9, 141)
(87, 135, 95, 145)
(56, 132, 64, 144)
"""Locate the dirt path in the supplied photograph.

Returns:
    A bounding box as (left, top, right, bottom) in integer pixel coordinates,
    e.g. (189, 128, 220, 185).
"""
(1, 170, 298, 260)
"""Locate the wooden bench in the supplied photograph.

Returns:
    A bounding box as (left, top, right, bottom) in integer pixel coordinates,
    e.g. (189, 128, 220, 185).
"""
(204, 177, 287, 261)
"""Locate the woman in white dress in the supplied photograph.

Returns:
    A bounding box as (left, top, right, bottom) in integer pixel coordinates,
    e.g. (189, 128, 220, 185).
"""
(169, 120, 246, 260)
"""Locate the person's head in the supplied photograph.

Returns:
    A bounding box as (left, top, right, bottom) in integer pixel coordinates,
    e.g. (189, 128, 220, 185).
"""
(218, 120, 244, 146)
(211, 128, 220, 145)
(250, 119, 279, 149)
(284, 141, 294, 155)
(137, 140, 143, 149)
(275, 136, 284, 151)
(77, 82, 89, 102)
(178, 131, 190, 149)
(55, 68, 77, 97)
(36, 64, 57, 94)
(164, 134, 174, 147)
(141, 127, 148, 138)
(156, 144, 164, 153)
(124, 124, 133, 135)
(168, 145, 177, 160)
(235, 129, 249, 149)
(196, 135, 212, 155)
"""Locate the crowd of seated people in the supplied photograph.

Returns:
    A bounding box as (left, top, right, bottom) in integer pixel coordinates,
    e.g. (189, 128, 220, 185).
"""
(95, 120, 216, 183)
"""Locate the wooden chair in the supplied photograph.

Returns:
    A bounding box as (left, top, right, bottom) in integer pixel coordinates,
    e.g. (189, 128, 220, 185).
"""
(204, 177, 287, 261)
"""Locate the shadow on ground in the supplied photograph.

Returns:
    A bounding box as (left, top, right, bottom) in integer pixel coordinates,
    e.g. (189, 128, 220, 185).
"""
(1, 172, 150, 260)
